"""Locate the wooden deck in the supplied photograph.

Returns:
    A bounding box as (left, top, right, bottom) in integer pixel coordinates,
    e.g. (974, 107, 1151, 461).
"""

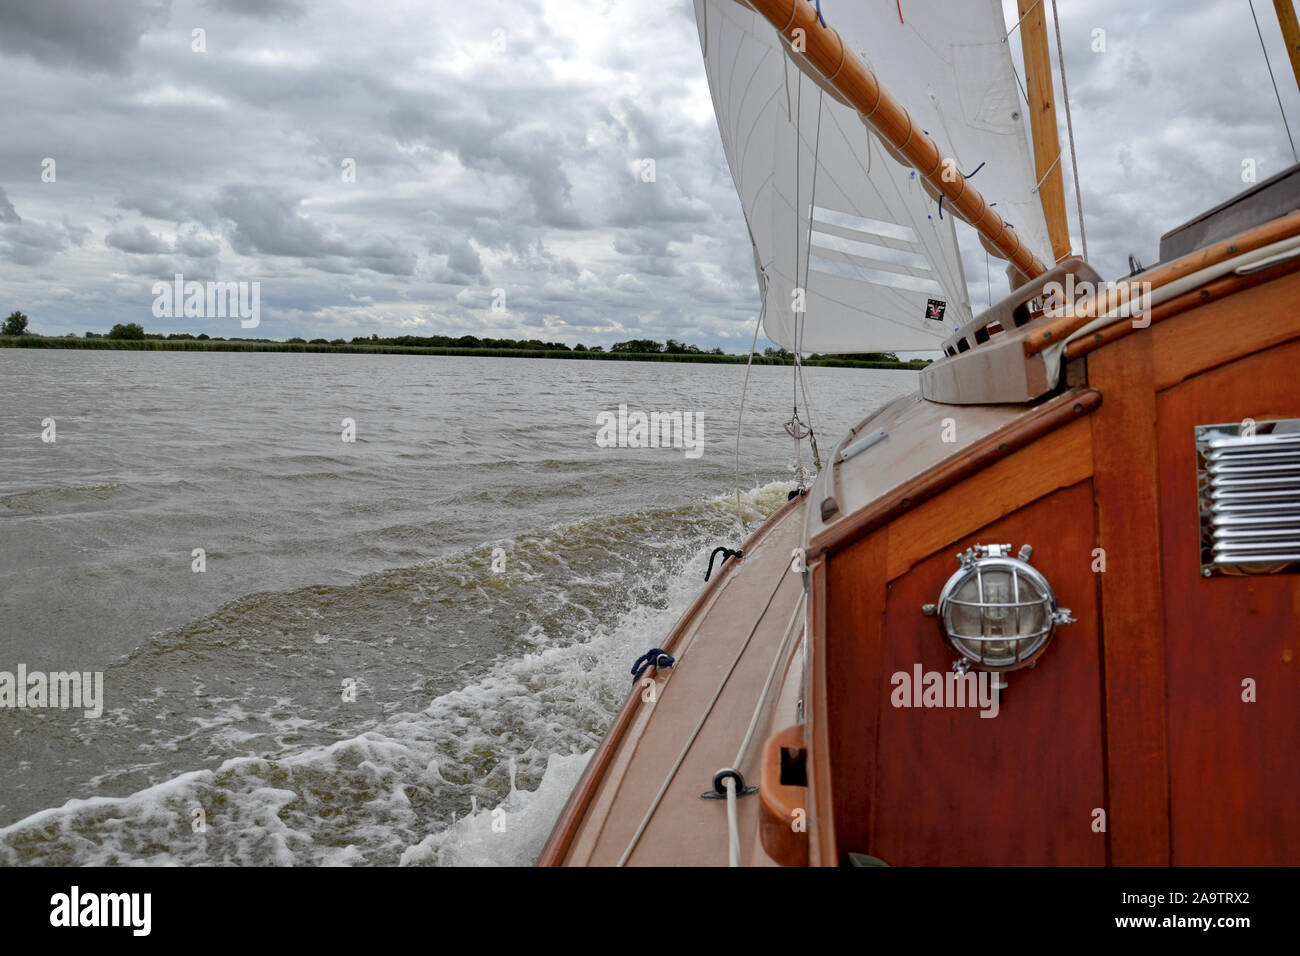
(540, 494, 807, 866)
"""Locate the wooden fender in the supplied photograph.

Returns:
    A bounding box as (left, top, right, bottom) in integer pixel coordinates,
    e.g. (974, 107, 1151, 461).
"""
(759, 724, 810, 866)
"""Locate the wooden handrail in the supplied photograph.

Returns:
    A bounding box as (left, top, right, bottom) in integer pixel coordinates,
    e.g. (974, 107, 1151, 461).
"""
(1023, 209, 1300, 355)
(746, 0, 1048, 280)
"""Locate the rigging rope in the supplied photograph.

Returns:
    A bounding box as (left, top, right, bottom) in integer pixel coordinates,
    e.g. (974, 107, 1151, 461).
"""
(732, 590, 806, 772)
(724, 776, 741, 866)
(1029, 150, 1062, 194)
(791, 69, 824, 481)
(792, 68, 806, 488)
(732, 282, 765, 537)
(1002, 0, 1043, 44)
(615, 556, 790, 866)
(1051, 0, 1089, 260)
(985, 246, 992, 309)
(1008, 57, 1030, 109)
(1249, 0, 1299, 163)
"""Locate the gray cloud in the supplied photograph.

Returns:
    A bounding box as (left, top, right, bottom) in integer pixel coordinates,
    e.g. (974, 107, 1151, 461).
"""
(0, 187, 20, 224)
(214, 184, 343, 258)
(175, 229, 222, 257)
(0, 0, 1295, 347)
(212, 184, 416, 275)
(206, 0, 303, 19)
(0, 218, 88, 266)
(0, 0, 170, 74)
(105, 223, 171, 254)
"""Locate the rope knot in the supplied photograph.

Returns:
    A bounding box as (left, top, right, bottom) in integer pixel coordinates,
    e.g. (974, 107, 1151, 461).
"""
(705, 546, 743, 582)
(630, 648, 674, 682)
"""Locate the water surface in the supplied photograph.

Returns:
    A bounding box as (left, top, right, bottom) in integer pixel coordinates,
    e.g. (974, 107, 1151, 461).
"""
(0, 349, 915, 864)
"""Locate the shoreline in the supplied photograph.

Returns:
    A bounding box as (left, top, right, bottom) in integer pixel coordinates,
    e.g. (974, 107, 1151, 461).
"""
(0, 336, 932, 370)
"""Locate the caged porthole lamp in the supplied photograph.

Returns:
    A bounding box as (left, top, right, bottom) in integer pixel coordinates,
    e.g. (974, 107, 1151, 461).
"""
(921, 544, 1074, 672)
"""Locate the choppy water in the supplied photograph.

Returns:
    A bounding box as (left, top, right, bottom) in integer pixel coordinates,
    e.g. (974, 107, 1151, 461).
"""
(0, 350, 914, 865)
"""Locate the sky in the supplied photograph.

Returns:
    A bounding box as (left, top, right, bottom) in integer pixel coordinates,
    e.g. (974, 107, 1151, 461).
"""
(1, 0, 1297, 349)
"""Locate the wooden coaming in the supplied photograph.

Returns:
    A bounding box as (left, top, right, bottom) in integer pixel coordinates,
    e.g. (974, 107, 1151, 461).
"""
(810, 260, 1300, 867)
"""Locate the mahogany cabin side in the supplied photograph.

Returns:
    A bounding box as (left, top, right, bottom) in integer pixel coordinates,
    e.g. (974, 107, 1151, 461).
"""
(761, 193, 1300, 867)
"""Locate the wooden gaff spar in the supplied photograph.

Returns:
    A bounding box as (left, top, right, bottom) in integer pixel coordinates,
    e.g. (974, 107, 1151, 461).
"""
(744, 0, 1048, 281)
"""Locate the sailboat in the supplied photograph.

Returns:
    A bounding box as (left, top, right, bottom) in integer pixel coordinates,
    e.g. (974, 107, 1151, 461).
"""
(540, 0, 1300, 866)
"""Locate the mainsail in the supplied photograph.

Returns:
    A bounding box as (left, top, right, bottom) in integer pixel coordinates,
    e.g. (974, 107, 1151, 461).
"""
(695, 0, 1052, 353)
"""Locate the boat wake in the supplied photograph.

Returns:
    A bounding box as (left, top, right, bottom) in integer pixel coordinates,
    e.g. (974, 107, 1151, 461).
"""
(0, 480, 795, 866)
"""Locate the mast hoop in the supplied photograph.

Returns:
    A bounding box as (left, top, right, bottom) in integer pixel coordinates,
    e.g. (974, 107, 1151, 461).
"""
(780, 0, 798, 32)
(949, 173, 968, 205)
(862, 80, 884, 119)
(825, 28, 848, 82)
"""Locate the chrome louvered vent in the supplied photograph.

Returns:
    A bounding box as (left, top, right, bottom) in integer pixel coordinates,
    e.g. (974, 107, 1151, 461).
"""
(1197, 419, 1300, 576)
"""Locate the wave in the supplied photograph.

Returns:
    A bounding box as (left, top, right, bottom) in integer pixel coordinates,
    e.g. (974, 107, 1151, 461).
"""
(0, 479, 796, 865)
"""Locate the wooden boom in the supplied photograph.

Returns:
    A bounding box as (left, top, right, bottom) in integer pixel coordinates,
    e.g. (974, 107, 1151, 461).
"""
(745, 0, 1048, 280)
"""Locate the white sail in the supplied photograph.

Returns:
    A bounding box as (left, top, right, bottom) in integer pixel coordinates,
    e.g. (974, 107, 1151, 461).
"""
(695, 0, 1051, 353)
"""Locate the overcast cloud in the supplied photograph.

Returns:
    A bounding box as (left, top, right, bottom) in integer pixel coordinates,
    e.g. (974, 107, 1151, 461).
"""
(0, 0, 1296, 348)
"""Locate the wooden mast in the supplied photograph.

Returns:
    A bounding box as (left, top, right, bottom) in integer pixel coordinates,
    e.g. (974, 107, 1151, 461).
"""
(745, 0, 1048, 281)
(1017, 0, 1073, 264)
(1272, 0, 1300, 94)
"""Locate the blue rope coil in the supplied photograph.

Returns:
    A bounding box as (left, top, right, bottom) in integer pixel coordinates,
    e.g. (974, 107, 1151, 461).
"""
(631, 648, 675, 682)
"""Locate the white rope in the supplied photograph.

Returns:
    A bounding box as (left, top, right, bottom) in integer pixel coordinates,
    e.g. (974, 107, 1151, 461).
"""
(985, 246, 993, 308)
(724, 777, 741, 867)
(1051, 0, 1089, 259)
(733, 284, 765, 536)
(1008, 57, 1030, 109)
(721, 591, 804, 868)
(792, 63, 824, 478)
(733, 590, 806, 769)
(792, 62, 808, 486)
(1029, 150, 1061, 194)
(1001, 0, 1043, 44)
(795, 111, 824, 474)
(615, 563, 790, 867)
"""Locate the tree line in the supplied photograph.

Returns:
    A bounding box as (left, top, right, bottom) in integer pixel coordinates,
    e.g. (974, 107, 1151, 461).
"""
(1, 313, 902, 363)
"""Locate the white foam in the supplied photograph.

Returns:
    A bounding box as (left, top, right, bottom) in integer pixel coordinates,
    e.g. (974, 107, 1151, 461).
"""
(0, 480, 795, 866)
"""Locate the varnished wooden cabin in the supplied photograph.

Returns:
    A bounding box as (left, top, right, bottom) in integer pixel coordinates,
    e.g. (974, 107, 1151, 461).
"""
(540, 169, 1300, 867)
